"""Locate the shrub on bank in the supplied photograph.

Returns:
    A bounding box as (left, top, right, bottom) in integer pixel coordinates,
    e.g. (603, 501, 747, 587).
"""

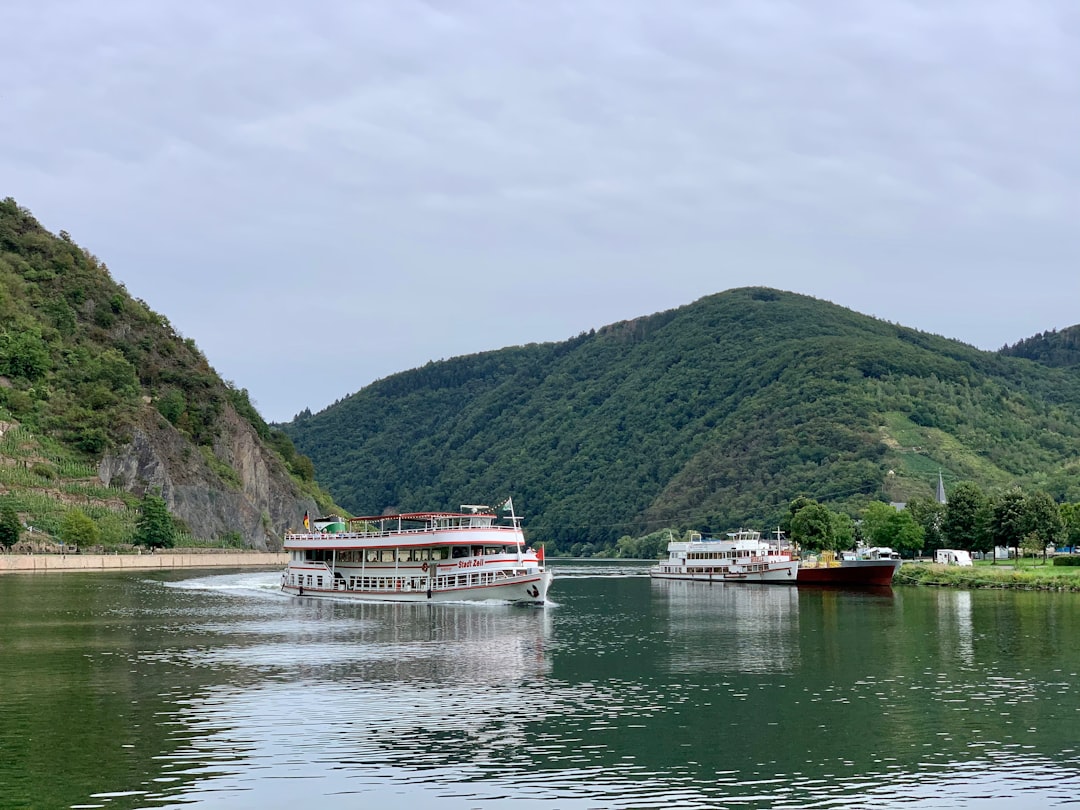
(896, 562, 1080, 591)
(1052, 555, 1080, 567)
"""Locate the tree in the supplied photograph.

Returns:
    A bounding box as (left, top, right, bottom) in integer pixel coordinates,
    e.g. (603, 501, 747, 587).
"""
(1061, 502, 1080, 551)
(0, 504, 21, 547)
(905, 496, 944, 555)
(1025, 490, 1063, 560)
(991, 487, 1028, 559)
(860, 502, 924, 558)
(60, 509, 100, 547)
(133, 493, 176, 549)
(861, 501, 899, 547)
(880, 509, 925, 558)
(831, 511, 855, 550)
(790, 500, 835, 552)
(783, 497, 817, 535)
(1020, 531, 1044, 563)
(942, 482, 991, 555)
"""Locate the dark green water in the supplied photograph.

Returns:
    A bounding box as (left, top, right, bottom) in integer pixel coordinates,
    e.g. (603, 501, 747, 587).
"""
(1, 560, 1078, 809)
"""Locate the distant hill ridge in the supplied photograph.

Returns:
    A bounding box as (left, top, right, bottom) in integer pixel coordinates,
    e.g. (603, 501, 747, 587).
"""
(283, 287, 1080, 552)
(1000, 325, 1080, 369)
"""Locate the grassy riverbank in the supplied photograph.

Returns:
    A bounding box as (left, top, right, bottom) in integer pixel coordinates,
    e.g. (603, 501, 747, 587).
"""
(896, 561, 1080, 591)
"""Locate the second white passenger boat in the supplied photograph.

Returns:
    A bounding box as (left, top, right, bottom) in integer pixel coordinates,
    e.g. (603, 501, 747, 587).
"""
(650, 529, 798, 584)
(281, 500, 552, 604)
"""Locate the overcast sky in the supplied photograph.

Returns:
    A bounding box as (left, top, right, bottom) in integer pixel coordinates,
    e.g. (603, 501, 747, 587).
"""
(3, 1, 1078, 422)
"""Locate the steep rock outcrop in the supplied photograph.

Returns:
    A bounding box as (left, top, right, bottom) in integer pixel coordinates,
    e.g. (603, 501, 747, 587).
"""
(99, 405, 315, 550)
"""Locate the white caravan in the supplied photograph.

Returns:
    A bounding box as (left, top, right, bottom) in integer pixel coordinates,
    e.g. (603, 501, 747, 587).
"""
(935, 549, 973, 566)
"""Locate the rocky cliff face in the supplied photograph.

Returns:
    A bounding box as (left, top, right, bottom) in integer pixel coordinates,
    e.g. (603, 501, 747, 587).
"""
(99, 405, 316, 550)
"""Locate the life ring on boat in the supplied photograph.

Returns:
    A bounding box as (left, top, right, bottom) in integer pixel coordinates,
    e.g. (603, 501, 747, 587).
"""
(421, 562, 429, 572)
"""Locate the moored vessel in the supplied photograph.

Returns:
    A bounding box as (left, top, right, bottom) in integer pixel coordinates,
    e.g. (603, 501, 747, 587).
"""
(796, 547, 901, 586)
(649, 529, 798, 584)
(281, 499, 552, 604)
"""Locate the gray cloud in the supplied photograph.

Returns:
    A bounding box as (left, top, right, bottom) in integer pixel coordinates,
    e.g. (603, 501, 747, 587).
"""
(2, 0, 1078, 420)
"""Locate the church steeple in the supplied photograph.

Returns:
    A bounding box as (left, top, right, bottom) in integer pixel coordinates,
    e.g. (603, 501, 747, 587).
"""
(936, 471, 947, 505)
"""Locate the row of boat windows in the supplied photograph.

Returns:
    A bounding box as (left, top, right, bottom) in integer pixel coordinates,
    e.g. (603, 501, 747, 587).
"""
(303, 545, 519, 564)
(286, 569, 523, 592)
(662, 565, 770, 573)
(684, 552, 767, 560)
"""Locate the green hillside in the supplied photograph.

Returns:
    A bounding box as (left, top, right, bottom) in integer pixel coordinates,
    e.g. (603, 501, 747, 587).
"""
(282, 288, 1080, 551)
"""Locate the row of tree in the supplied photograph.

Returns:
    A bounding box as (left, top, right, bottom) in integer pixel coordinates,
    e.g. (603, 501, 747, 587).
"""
(787, 484, 1080, 559)
(599, 484, 1080, 561)
(0, 493, 178, 551)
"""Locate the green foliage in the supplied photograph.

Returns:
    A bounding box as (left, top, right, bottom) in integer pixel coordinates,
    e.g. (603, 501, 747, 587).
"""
(905, 496, 944, 553)
(896, 562, 1080, 590)
(217, 531, 246, 549)
(1001, 325, 1080, 369)
(990, 487, 1063, 555)
(157, 389, 186, 425)
(59, 509, 101, 546)
(831, 511, 855, 549)
(1052, 555, 1080, 567)
(790, 500, 835, 552)
(133, 493, 176, 549)
(942, 482, 991, 553)
(861, 501, 898, 546)
(30, 462, 56, 480)
(1025, 490, 1064, 547)
(1020, 532, 1045, 561)
(612, 528, 684, 559)
(0, 328, 50, 381)
(878, 508, 924, 556)
(1061, 503, 1080, 548)
(0, 503, 20, 545)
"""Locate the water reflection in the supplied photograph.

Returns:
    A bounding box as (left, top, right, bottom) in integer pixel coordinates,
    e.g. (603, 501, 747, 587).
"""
(6, 567, 1080, 810)
(653, 579, 800, 673)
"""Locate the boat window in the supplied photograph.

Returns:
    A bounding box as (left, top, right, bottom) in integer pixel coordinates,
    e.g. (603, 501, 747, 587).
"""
(400, 548, 414, 562)
(484, 546, 500, 555)
(452, 546, 468, 559)
(416, 548, 430, 561)
(381, 549, 395, 562)
(471, 546, 483, 557)
(366, 549, 378, 562)
(432, 548, 444, 561)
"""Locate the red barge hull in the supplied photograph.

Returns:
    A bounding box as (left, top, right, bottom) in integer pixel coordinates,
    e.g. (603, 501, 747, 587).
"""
(796, 559, 901, 586)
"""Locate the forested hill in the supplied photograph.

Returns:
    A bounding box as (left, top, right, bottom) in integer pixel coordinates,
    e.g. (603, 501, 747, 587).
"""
(282, 287, 1080, 553)
(0, 198, 332, 548)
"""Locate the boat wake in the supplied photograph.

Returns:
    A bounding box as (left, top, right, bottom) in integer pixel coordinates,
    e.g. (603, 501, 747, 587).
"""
(159, 571, 285, 598)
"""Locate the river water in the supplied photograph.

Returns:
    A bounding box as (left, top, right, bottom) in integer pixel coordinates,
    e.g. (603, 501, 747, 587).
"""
(1, 559, 1078, 809)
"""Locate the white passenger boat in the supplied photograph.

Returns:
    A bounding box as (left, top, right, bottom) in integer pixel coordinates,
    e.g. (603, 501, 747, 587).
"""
(649, 529, 798, 584)
(281, 499, 552, 604)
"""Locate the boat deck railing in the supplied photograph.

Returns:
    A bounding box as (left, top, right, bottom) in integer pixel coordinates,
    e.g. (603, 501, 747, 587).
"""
(284, 524, 522, 543)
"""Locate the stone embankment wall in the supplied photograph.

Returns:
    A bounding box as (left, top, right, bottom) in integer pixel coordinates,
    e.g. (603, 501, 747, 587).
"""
(0, 552, 287, 573)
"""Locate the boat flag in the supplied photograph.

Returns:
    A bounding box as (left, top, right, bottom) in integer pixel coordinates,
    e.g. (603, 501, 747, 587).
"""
(499, 497, 514, 513)
(303, 510, 310, 531)
(536, 545, 544, 562)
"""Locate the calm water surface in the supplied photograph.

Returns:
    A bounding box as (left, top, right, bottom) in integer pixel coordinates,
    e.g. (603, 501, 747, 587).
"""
(2, 559, 1079, 809)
